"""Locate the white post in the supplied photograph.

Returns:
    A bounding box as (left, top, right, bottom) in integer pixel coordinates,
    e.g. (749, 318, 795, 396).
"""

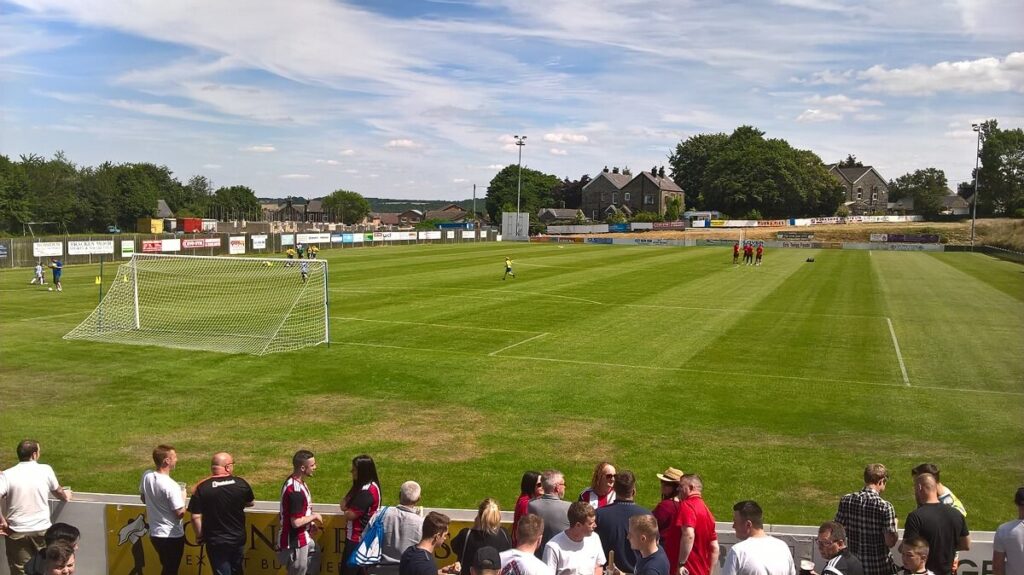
(971, 123, 982, 250)
(131, 256, 141, 330)
(322, 260, 330, 346)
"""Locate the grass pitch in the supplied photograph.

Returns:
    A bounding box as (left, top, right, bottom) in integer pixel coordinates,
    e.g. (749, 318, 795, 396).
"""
(0, 242, 1021, 529)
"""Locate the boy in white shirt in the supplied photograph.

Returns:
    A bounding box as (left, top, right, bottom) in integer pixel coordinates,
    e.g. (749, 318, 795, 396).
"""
(543, 502, 605, 575)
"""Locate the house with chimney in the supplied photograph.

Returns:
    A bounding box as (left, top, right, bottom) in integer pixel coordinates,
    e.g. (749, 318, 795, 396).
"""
(581, 166, 684, 221)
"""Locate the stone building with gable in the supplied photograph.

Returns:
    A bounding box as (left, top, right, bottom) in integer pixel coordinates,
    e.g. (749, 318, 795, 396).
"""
(828, 165, 889, 215)
(581, 166, 684, 221)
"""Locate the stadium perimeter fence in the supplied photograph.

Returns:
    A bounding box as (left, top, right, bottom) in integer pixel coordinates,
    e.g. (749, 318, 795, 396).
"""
(0, 491, 1000, 575)
(0, 229, 499, 269)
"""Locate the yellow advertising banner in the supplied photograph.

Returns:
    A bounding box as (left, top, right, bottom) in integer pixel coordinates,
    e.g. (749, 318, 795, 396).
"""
(105, 504, 472, 575)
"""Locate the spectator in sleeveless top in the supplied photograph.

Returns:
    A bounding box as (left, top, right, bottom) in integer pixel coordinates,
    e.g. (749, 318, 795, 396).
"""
(452, 498, 513, 575)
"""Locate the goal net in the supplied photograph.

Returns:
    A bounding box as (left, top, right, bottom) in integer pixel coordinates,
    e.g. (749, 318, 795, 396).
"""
(64, 254, 329, 355)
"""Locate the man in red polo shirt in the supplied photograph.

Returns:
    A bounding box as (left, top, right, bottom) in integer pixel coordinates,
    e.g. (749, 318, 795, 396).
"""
(675, 474, 719, 575)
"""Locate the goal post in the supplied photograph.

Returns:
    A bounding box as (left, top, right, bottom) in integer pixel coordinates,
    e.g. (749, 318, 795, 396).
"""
(64, 254, 330, 355)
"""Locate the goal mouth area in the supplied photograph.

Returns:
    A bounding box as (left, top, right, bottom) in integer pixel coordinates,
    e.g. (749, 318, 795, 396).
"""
(63, 254, 329, 356)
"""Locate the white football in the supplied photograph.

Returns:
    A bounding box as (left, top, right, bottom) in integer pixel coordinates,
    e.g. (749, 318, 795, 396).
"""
(48, 287, 53, 291)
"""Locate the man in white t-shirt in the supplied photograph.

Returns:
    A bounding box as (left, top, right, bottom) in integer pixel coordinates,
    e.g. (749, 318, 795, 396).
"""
(502, 514, 555, 575)
(722, 501, 795, 575)
(140, 444, 186, 575)
(0, 440, 71, 575)
(543, 501, 606, 575)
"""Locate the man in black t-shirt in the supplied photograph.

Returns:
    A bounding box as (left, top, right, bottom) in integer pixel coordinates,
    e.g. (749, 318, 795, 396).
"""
(903, 474, 970, 575)
(188, 452, 255, 575)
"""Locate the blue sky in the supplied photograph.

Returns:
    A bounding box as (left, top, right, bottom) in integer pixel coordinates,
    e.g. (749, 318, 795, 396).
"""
(1, 0, 1021, 200)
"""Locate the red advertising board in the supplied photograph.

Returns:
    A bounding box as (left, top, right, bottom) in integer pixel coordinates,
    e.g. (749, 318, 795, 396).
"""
(182, 239, 206, 249)
(142, 240, 162, 253)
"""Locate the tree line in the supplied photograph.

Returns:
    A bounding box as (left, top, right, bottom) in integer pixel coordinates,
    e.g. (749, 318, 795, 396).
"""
(484, 121, 1023, 221)
(0, 152, 372, 235)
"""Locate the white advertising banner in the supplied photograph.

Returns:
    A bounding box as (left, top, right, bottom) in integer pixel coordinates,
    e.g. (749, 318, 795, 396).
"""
(121, 240, 135, 259)
(229, 236, 246, 255)
(419, 231, 442, 240)
(446, 231, 456, 239)
(161, 238, 181, 252)
(251, 234, 268, 249)
(68, 240, 115, 255)
(297, 233, 331, 244)
(463, 230, 477, 239)
(32, 242, 63, 257)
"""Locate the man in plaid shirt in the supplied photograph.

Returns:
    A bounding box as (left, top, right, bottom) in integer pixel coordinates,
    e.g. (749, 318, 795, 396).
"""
(835, 464, 899, 575)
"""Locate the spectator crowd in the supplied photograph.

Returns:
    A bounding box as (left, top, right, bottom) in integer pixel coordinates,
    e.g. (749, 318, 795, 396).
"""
(1, 441, 1022, 575)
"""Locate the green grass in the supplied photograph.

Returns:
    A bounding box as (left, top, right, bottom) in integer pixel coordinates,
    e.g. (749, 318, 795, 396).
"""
(1, 243, 1021, 529)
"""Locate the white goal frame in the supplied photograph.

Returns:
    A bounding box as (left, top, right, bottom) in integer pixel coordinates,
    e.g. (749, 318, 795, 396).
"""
(64, 253, 330, 355)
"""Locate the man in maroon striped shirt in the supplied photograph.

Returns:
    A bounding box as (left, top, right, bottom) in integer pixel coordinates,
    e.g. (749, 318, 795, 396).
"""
(278, 450, 324, 575)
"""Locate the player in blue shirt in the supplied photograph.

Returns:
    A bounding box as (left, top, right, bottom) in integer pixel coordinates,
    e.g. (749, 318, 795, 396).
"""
(50, 258, 64, 292)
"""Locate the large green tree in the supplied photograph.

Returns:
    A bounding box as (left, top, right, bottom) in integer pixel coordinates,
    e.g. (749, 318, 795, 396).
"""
(961, 120, 1024, 216)
(322, 189, 371, 224)
(668, 133, 728, 210)
(889, 168, 949, 217)
(484, 165, 560, 223)
(551, 174, 591, 209)
(20, 152, 82, 229)
(0, 155, 31, 233)
(166, 174, 214, 217)
(210, 185, 261, 220)
(694, 126, 843, 218)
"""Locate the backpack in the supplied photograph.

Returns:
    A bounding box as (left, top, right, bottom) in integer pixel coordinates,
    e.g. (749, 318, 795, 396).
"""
(348, 505, 390, 566)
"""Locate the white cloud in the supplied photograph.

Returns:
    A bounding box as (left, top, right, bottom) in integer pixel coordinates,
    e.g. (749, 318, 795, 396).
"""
(453, 178, 467, 183)
(857, 52, 1024, 95)
(345, 169, 359, 174)
(543, 133, 589, 144)
(386, 139, 419, 148)
(803, 94, 883, 113)
(549, 148, 568, 155)
(280, 173, 310, 179)
(203, 163, 221, 169)
(314, 159, 339, 165)
(107, 99, 230, 123)
(242, 145, 276, 152)
(339, 149, 356, 156)
(796, 109, 842, 122)
(485, 164, 507, 170)
(792, 69, 855, 85)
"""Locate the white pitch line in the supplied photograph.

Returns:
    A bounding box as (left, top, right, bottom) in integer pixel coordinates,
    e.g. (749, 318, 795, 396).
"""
(886, 317, 911, 386)
(488, 332, 550, 356)
(324, 340, 1024, 396)
(6, 310, 90, 323)
(329, 315, 537, 333)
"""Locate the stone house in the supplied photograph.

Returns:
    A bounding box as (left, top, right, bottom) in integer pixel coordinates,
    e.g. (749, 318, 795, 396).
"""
(828, 165, 889, 215)
(618, 171, 684, 216)
(581, 168, 632, 221)
(537, 208, 585, 223)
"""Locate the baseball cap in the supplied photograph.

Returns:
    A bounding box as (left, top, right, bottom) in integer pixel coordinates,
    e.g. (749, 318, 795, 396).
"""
(474, 546, 501, 571)
(1015, 487, 1024, 506)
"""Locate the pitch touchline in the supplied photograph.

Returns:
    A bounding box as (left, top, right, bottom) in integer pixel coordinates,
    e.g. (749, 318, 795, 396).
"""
(886, 317, 911, 386)
(332, 286, 603, 305)
(329, 316, 538, 334)
(489, 333, 550, 356)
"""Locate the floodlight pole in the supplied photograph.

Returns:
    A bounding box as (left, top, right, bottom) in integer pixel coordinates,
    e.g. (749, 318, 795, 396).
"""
(514, 135, 527, 238)
(970, 123, 982, 250)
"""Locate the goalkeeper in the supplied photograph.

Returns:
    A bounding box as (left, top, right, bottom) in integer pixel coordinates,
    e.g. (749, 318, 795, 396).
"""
(300, 261, 310, 284)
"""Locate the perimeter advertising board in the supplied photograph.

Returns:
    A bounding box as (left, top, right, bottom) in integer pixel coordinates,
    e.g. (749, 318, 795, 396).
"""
(229, 236, 246, 255)
(103, 505, 469, 575)
(121, 241, 135, 258)
(32, 242, 63, 257)
(68, 240, 115, 255)
(251, 235, 268, 249)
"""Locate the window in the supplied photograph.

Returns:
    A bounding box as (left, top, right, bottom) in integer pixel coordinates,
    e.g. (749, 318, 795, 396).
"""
(856, 187, 863, 200)
(611, 192, 618, 203)
(644, 195, 654, 205)
(624, 192, 631, 202)
(871, 186, 878, 202)
(601, 193, 606, 202)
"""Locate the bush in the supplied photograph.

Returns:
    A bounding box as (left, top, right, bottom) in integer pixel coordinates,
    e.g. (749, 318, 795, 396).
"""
(742, 209, 763, 220)
(1014, 208, 1024, 219)
(630, 211, 663, 223)
(835, 205, 850, 217)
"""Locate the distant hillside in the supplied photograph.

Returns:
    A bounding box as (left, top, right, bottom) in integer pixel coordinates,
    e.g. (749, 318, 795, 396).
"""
(366, 198, 479, 213)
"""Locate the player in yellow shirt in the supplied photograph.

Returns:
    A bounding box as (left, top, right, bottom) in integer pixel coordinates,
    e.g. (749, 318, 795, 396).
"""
(503, 257, 515, 280)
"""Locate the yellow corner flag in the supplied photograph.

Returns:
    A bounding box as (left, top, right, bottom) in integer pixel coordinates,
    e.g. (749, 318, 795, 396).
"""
(94, 276, 101, 285)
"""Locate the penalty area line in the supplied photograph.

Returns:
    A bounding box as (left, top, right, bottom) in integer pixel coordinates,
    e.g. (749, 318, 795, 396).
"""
(886, 317, 911, 386)
(489, 333, 550, 356)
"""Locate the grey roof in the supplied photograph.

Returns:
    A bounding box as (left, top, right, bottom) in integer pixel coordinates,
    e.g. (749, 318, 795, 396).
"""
(829, 165, 886, 185)
(636, 171, 683, 192)
(942, 195, 969, 208)
(156, 199, 174, 218)
(306, 199, 324, 212)
(585, 171, 632, 190)
(538, 208, 581, 218)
